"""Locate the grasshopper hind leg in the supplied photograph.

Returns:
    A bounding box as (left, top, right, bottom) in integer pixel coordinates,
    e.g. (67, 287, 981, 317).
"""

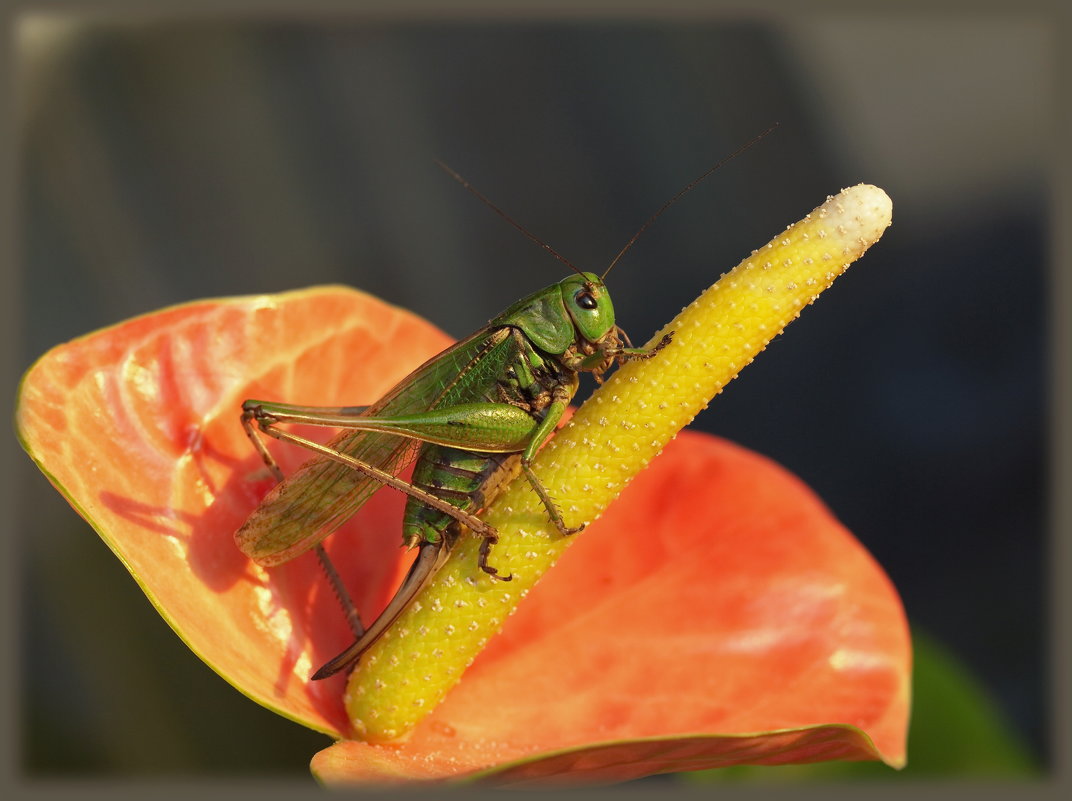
(241, 403, 366, 639)
(312, 538, 449, 680)
(315, 546, 365, 640)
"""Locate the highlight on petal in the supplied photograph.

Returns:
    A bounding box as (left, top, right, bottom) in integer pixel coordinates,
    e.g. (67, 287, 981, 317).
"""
(16, 286, 454, 736)
(310, 431, 909, 784)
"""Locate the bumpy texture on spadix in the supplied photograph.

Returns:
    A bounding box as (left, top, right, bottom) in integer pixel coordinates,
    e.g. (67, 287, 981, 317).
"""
(346, 184, 893, 742)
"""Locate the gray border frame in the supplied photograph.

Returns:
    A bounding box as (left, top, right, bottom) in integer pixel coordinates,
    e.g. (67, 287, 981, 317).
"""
(2, 0, 1066, 797)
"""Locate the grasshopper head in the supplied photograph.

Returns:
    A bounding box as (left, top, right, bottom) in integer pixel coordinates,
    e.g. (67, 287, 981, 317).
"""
(560, 272, 615, 344)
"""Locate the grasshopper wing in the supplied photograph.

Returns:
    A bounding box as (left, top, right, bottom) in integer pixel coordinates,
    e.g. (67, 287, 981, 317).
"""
(235, 325, 524, 565)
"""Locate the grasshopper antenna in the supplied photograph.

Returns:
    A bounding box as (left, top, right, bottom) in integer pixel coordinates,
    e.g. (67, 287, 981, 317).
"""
(601, 123, 780, 280)
(435, 160, 588, 279)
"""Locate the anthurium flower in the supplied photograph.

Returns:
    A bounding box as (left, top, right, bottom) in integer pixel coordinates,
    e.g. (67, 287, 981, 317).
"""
(16, 187, 908, 785)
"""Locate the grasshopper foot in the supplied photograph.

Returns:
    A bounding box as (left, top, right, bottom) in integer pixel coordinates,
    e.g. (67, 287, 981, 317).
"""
(478, 537, 513, 581)
(556, 521, 586, 536)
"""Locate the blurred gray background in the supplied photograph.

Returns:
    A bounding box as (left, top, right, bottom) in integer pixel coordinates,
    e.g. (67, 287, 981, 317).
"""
(13, 9, 1049, 778)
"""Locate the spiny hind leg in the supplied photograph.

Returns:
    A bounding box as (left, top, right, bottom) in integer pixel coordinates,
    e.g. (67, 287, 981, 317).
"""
(240, 403, 365, 638)
(314, 545, 365, 639)
(241, 406, 285, 481)
(249, 418, 516, 585)
(241, 398, 372, 480)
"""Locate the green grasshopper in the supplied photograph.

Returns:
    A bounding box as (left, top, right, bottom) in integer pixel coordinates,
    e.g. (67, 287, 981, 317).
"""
(239, 268, 669, 680)
(237, 135, 772, 680)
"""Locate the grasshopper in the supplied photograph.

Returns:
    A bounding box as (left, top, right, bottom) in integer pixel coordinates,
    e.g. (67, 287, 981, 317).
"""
(237, 134, 772, 680)
(239, 263, 669, 678)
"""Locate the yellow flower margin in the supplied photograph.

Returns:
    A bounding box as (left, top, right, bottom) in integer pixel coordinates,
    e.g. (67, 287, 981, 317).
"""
(345, 184, 893, 742)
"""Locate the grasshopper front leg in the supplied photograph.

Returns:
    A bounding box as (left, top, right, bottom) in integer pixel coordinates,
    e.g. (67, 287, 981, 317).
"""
(518, 390, 586, 537)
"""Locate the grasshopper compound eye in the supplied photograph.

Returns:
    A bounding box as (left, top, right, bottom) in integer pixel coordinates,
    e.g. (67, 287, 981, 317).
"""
(574, 289, 598, 310)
